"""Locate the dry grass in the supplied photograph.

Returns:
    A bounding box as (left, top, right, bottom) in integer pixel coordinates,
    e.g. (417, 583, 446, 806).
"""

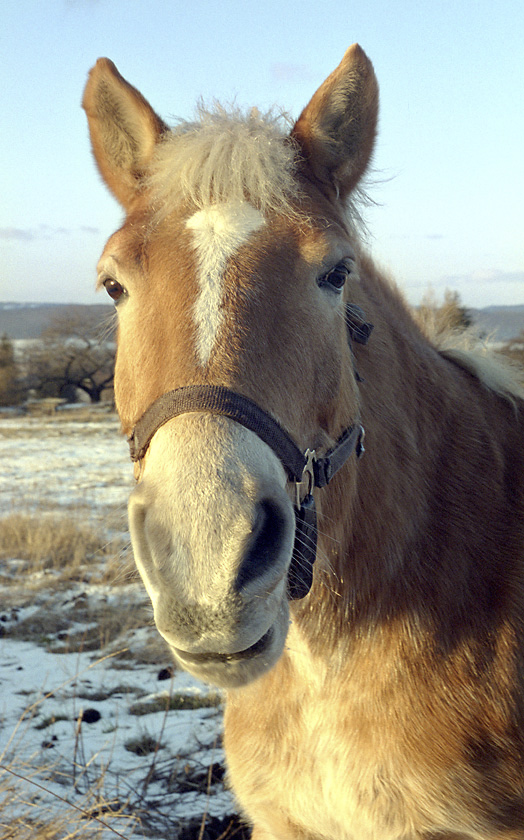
(10, 403, 115, 421)
(2, 593, 154, 654)
(129, 693, 223, 716)
(0, 511, 138, 586)
(0, 734, 247, 840)
(0, 513, 106, 575)
(0, 763, 140, 839)
(0, 508, 150, 656)
(0, 402, 117, 434)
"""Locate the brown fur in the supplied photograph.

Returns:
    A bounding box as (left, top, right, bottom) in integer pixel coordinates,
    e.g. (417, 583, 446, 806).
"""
(83, 45, 524, 840)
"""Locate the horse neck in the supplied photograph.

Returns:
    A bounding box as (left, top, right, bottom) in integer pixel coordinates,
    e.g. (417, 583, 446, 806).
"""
(307, 260, 523, 645)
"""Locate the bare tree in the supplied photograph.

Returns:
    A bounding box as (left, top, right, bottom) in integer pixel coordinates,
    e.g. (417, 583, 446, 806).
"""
(24, 311, 115, 403)
(0, 333, 23, 406)
(416, 288, 473, 336)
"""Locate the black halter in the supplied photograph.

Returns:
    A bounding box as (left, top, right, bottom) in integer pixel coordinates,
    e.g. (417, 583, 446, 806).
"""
(127, 306, 372, 600)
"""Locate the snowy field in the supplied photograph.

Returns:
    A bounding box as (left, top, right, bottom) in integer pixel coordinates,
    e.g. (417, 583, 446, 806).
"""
(0, 409, 132, 515)
(0, 408, 237, 839)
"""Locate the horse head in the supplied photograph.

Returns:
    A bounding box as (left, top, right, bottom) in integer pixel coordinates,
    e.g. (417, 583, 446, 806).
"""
(83, 45, 378, 687)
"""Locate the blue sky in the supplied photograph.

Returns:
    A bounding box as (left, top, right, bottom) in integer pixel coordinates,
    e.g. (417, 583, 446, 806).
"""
(1, 0, 523, 308)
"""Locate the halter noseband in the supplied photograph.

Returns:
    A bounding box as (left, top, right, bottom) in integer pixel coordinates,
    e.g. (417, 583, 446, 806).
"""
(127, 306, 373, 600)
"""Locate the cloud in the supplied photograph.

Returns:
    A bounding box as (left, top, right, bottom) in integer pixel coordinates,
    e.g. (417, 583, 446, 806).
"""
(0, 225, 70, 241)
(0, 224, 100, 241)
(39, 225, 70, 238)
(443, 269, 524, 286)
(434, 269, 524, 308)
(0, 227, 37, 241)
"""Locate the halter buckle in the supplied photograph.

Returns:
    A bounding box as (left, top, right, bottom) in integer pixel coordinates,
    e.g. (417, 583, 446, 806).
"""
(295, 448, 316, 509)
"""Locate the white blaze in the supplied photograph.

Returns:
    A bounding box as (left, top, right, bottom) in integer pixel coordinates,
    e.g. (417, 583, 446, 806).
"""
(186, 202, 265, 366)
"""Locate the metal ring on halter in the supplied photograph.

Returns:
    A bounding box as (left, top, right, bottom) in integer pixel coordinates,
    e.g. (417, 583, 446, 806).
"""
(295, 449, 316, 509)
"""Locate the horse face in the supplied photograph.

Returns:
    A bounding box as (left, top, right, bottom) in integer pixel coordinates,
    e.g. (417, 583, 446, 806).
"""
(98, 207, 358, 686)
(84, 46, 378, 687)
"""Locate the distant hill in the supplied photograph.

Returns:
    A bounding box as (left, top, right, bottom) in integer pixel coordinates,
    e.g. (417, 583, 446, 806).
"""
(469, 305, 524, 342)
(0, 301, 522, 342)
(0, 303, 113, 339)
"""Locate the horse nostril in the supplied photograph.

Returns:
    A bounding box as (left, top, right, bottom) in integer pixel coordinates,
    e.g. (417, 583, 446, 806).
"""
(235, 500, 288, 591)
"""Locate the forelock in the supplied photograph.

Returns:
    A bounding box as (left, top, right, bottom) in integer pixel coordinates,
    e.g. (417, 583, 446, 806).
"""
(147, 104, 303, 219)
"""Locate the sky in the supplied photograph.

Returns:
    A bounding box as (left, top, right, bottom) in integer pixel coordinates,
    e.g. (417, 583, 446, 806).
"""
(1, 0, 523, 309)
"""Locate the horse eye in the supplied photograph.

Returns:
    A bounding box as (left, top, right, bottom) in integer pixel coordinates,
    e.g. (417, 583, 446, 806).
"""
(103, 277, 126, 302)
(319, 263, 350, 292)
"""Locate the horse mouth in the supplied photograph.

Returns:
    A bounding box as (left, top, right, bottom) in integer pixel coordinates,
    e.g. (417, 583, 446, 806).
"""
(173, 627, 274, 666)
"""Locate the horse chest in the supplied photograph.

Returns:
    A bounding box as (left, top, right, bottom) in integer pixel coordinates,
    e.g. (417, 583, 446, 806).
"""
(225, 669, 422, 840)
(224, 639, 434, 839)
(223, 626, 509, 840)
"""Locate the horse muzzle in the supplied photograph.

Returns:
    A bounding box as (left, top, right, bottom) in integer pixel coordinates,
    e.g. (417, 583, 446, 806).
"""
(127, 414, 297, 686)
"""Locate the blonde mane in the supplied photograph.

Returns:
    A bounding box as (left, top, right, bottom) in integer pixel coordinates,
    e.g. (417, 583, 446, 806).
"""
(148, 105, 303, 218)
(414, 306, 524, 402)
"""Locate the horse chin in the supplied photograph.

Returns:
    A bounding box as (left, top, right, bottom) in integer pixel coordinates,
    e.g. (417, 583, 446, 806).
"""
(168, 600, 290, 689)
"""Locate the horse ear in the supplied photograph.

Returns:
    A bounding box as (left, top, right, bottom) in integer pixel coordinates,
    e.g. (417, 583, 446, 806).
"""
(291, 44, 378, 199)
(82, 58, 168, 209)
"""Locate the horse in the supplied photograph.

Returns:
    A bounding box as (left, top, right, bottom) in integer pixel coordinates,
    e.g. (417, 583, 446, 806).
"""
(83, 45, 524, 840)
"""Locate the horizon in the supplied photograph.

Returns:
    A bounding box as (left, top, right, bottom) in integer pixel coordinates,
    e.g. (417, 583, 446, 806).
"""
(1, 0, 523, 309)
(3, 299, 524, 314)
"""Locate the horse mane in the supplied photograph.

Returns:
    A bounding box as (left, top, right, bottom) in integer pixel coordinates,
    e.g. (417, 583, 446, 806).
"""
(414, 306, 524, 402)
(147, 104, 302, 218)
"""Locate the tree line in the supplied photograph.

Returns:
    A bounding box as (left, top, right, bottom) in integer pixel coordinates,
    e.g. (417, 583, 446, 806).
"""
(0, 293, 522, 408)
(0, 311, 115, 407)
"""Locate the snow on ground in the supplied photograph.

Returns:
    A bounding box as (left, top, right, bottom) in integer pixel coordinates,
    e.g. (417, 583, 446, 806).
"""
(0, 408, 236, 838)
(0, 410, 132, 515)
(0, 635, 231, 835)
